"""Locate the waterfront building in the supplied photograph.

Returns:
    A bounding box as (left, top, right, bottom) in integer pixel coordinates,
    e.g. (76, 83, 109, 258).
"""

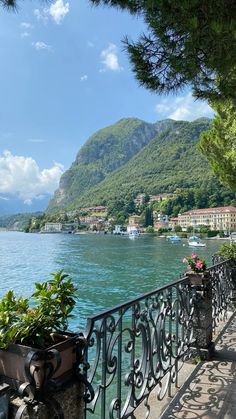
(43, 222, 62, 233)
(169, 217, 179, 229)
(154, 212, 169, 229)
(113, 225, 122, 234)
(178, 206, 236, 231)
(128, 215, 143, 225)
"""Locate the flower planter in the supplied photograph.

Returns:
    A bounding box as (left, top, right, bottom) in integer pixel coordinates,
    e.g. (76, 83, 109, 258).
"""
(0, 331, 80, 399)
(186, 271, 209, 286)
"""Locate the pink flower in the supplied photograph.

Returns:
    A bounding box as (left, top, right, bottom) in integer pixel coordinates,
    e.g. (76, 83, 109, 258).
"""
(182, 258, 187, 263)
(191, 252, 197, 259)
(195, 260, 203, 269)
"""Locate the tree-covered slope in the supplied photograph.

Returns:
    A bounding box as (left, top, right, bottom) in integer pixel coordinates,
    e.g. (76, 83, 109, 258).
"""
(66, 118, 232, 209)
(48, 117, 159, 211)
(48, 117, 235, 215)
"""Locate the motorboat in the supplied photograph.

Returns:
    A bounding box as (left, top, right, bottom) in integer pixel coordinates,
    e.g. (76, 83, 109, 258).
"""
(188, 235, 206, 247)
(167, 235, 181, 243)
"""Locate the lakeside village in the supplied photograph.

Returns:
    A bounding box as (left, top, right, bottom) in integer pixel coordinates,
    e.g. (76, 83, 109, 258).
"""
(22, 193, 236, 239)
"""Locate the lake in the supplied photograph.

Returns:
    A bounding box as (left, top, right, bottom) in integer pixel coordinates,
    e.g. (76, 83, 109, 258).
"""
(0, 231, 226, 331)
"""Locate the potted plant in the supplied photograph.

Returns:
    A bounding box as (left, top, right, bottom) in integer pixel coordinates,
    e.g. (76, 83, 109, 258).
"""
(0, 271, 81, 400)
(183, 252, 207, 285)
(215, 242, 236, 282)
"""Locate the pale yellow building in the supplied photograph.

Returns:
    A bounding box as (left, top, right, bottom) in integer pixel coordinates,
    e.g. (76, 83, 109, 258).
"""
(178, 206, 236, 231)
(128, 215, 143, 225)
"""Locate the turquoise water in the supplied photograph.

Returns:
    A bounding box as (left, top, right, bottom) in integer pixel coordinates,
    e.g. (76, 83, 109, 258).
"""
(0, 232, 226, 331)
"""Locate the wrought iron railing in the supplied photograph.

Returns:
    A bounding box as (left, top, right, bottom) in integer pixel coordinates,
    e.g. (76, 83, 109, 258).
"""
(78, 260, 234, 419)
(209, 259, 233, 331)
(79, 278, 195, 418)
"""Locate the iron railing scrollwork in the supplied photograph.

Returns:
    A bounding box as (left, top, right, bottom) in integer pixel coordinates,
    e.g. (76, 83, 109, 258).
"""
(78, 260, 234, 418)
(209, 259, 233, 331)
(79, 279, 196, 418)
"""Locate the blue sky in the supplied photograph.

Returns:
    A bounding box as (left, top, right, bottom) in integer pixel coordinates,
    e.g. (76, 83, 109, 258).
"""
(0, 0, 213, 207)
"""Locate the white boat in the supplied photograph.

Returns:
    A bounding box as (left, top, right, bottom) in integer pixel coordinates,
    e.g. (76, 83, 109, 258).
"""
(188, 240, 206, 247)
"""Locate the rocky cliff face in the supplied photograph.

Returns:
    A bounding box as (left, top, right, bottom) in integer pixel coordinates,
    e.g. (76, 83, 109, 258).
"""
(48, 118, 161, 211)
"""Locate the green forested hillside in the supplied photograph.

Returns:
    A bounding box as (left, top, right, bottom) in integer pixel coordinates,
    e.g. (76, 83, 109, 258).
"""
(48, 117, 158, 211)
(48, 117, 236, 216)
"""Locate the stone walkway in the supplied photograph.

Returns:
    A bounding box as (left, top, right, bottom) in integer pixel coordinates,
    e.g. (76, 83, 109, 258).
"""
(161, 312, 236, 418)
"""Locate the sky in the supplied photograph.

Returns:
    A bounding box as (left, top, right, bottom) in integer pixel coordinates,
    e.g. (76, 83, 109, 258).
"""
(0, 0, 214, 208)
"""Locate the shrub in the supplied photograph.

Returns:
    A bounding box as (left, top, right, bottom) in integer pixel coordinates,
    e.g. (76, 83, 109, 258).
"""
(216, 243, 236, 261)
(0, 271, 77, 349)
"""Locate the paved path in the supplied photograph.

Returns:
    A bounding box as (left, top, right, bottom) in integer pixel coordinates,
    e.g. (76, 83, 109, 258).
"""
(161, 312, 236, 418)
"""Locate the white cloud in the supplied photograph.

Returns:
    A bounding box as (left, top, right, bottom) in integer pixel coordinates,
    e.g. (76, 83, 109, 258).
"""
(21, 32, 30, 38)
(20, 22, 33, 29)
(32, 41, 52, 51)
(155, 92, 213, 121)
(0, 196, 9, 201)
(49, 0, 69, 24)
(0, 151, 63, 203)
(100, 43, 123, 72)
(80, 75, 88, 82)
(34, 8, 48, 24)
(34, 1, 69, 25)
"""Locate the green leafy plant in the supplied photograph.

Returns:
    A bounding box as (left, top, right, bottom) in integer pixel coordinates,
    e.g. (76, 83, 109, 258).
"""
(183, 252, 207, 273)
(0, 271, 77, 349)
(216, 243, 236, 261)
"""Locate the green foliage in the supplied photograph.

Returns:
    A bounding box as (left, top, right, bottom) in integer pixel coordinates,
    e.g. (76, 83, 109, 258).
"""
(177, 232, 187, 238)
(48, 118, 157, 212)
(145, 226, 154, 233)
(0, 271, 77, 349)
(90, 0, 236, 101)
(199, 100, 236, 192)
(0, 212, 42, 231)
(216, 243, 236, 260)
(199, 225, 210, 234)
(174, 225, 182, 233)
(207, 230, 219, 237)
(157, 227, 170, 234)
(47, 118, 236, 220)
(144, 207, 153, 227)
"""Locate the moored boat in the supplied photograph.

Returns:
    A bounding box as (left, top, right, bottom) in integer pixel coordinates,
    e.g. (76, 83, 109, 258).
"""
(167, 235, 181, 243)
(188, 240, 206, 247)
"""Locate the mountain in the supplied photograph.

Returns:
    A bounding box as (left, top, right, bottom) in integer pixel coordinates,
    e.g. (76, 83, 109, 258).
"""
(48, 117, 160, 211)
(0, 194, 51, 215)
(47, 117, 235, 214)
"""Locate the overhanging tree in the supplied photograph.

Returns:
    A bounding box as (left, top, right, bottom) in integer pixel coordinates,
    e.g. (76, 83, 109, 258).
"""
(90, 0, 236, 101)
(199, 100, 236, 193)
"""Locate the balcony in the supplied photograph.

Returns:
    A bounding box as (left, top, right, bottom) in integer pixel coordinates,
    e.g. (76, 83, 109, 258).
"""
(5, 259, 236, 418)
(77, 259, 235, 418)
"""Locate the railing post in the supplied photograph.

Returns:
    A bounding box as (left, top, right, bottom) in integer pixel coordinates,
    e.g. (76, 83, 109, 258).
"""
(191, 274, 214, 360)
(229, 262, 236, 310)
